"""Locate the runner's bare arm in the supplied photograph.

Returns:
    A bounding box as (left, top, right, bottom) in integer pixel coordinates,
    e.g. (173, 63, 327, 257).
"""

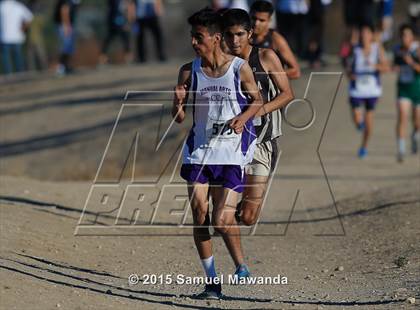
(230, 62, 263, 133)
(346, 50, 355, 80)
(154, 0, 163, 16)
(392, 50, 400, 73)
(403, 47, 420, 73)
(172, 63, 192, 123)
(272, 31, 301, 79)
(127, 1, 136, 24)
(376, 45, 391, 73)
(240, 62, 264, 119)
(257, 49, 294, 117)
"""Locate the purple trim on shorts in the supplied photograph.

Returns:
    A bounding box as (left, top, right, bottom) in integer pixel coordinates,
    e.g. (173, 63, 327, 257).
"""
(350, 97, 378, 111)
(180, 164, 245, 193)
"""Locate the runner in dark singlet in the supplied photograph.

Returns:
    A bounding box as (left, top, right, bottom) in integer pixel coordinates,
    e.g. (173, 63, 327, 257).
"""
(222, 8, 294, 226)
(250, 0, 300, 79)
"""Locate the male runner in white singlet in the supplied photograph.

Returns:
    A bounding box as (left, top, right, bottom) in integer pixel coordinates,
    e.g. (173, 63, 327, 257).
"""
(172, 8, 263, 299)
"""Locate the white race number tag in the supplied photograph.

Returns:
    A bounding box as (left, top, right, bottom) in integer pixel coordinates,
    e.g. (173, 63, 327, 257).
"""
(206, 118, 236, 143)
(356, 75, 377, 93)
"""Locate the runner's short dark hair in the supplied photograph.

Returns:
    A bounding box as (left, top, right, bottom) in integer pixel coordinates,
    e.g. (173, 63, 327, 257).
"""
(399, 23, 416, 36)
(359, 23, 375, 33)
(188, 8, 222, 34)
(221, 9, 252, 32)
(250, 0, 274, 16)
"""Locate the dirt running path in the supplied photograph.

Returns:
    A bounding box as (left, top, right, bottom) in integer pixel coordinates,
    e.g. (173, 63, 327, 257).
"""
(0, 63, 419, 309)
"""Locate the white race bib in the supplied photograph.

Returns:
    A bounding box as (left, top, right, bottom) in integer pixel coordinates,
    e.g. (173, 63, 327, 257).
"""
(205, 118, 237, 145)
(253, 116, 262, 126)
(356, 75, 377, 93)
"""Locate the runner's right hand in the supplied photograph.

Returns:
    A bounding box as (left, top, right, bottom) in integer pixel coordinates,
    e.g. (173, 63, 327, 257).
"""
(174, 84, 187, 106)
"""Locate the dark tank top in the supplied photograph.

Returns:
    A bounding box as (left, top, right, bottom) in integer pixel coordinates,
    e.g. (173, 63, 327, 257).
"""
(251, 29, 288, 67)
(252, 29, 274, 49)
(248, 46, 278, 143)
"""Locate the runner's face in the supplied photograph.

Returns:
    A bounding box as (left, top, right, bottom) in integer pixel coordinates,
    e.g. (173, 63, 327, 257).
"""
(361, 27, 373, 46)
(224, 25, 252, 56)
(190, 25, 220, 57)
(251, 11, 271, 35)
(401, 29, 414, 48)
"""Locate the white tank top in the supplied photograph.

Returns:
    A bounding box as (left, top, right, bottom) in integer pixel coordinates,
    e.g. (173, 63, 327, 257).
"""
(182, 57, 257, 166)
(349, 43, 382, 98)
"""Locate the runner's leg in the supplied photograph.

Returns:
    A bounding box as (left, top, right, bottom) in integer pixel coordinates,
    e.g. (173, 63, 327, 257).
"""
(188, 182, 212, 259)
(211, 186, 244, 267)
(240, 175, 268, 226)
(396, 99, 410, 158)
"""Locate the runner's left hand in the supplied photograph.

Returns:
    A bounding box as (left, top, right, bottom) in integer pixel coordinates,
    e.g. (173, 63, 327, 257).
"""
(403, 55, 414, 66)
(229, 116, 245, 134)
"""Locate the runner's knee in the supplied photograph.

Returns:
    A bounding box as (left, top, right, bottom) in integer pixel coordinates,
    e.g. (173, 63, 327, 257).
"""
(191, 205, 209, 226)
(212, 214, 232, 235)
(241, 208, 259, 226)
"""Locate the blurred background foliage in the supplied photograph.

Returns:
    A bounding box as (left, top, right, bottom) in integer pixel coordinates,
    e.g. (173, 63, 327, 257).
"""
(10, 0, 415, 70)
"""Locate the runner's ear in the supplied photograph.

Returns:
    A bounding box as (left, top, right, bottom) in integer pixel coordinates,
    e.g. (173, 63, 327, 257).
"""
(214, 32, 222, 43)
(248, 29, 253, 40)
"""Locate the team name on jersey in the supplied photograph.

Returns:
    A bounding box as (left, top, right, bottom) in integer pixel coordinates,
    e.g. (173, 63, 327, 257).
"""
(200, 86, 232, 96)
